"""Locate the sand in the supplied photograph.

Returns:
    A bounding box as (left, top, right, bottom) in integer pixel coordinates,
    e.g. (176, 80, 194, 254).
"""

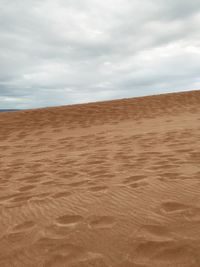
(0, 90, 200, 267)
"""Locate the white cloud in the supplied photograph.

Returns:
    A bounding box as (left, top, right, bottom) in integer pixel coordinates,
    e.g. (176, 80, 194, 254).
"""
(0, 0, 200, 108)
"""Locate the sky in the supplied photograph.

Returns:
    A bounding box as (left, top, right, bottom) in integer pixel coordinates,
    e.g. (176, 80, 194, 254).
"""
(0, 0, 200, 109)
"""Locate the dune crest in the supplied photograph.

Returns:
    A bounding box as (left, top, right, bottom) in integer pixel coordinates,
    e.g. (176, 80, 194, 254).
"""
(0, 90, 200, 266)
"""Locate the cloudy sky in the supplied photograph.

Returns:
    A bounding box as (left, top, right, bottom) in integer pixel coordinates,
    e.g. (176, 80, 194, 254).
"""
(0, 0, 200, 109)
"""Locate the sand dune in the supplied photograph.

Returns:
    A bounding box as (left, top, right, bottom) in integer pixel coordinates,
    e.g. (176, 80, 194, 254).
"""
(0, 90, 200, 267)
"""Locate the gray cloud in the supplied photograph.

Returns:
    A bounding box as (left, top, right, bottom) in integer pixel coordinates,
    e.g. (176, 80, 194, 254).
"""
(0, 0, 200, 109)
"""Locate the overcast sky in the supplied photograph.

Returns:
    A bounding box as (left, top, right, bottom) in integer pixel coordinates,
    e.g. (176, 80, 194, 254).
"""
(0, 0, 200, 109)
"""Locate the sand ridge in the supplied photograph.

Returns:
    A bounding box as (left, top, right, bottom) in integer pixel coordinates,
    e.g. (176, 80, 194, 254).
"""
(0, 90, 200, 266)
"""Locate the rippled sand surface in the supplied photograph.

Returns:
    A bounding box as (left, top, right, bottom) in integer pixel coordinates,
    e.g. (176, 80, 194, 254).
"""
(0, 90, 200, 267)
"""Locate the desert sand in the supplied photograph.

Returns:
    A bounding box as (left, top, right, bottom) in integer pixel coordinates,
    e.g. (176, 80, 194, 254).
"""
(0, 90, 200, 267)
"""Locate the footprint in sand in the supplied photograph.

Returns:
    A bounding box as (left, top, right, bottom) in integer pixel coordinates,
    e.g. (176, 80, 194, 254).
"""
(184, 207, 200, 222)
(10, 194, 33, 203)
(134, 240, 195, 262)
(117, 260, 147, 267)
(88, 185, 108, 192)
(4, 225, 37, 245)
(5, 201, 27, 209)
(4, 232, 27, 243)
(158, 172, 181, 181)
(161, 201, 189, 213)
(52, 191, 72, 199)
(30, 193, 52, 204)
(18, 185, 35, 192)
(154, 244, 195, 262)
(88, 215, 115, 229)
(20, 178, 41, 184)
(64, 253, 109, 267)
(123, 175, 146, 185)
(0, 194, 19, 202)
(35, 237, 62, 252)
(45, 223, 72, 237)
(128, 181, 149, 189)
(13, 220, 35, 231)
(42, 181, 56, 186)
(0, 193, 31, 206)
(140, 224, 171, 240)
(56, 214, 83, 226)
(43, 243, 86, 267)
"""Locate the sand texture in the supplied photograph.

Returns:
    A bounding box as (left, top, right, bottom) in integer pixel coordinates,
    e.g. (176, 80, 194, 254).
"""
(0, 90, 200, 267)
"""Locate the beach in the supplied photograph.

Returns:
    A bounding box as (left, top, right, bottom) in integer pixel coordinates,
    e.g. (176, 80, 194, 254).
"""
(0, 90, 200, 266)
